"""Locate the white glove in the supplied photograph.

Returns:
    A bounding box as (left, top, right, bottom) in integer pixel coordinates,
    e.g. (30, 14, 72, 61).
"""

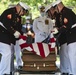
(23, 33, 27, 36)
(14, 31, 21, 38)
(52, 28, 58, 34)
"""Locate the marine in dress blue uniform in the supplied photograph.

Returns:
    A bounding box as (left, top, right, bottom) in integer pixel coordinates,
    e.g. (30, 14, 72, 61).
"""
(0, 2, 30, 75)
(53, 0, 76, 75)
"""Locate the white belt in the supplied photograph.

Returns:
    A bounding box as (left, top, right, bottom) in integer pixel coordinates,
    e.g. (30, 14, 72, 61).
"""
(71, 23, 76, 28)
(0, 22, 7, 29)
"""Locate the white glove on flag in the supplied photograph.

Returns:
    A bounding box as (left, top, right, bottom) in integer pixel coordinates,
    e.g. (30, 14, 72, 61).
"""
(14, 31, 21, 38)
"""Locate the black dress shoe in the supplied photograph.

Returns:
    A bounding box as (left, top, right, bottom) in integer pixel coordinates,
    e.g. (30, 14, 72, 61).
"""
(10, 71, 15, 75)
(3, 74, 10, 75)
(61, 73, 69, 75)
(10, 72, 12, 75)
(18, 66, 22, 70)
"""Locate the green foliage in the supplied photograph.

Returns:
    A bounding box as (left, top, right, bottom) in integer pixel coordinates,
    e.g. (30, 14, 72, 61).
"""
(0, 0, 76, 19)
(63, 0, 76, 13)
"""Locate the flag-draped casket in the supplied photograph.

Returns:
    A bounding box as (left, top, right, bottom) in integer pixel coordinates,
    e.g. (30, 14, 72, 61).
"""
(19, 32, 57, 72)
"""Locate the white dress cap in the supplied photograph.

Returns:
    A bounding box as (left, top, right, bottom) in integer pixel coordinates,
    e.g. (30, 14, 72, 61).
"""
(52, 0, 62, 7)
(45, 4, 52, 12)
(19, 2, 30, 10)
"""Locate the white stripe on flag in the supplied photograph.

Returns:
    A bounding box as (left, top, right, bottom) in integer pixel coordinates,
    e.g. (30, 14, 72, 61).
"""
(24, 47, 32, 51)
(32, 43, 40, 55)
(19, 39, 26, 45)
(51, 42, 56, 48)
(42, 43, 50, 57)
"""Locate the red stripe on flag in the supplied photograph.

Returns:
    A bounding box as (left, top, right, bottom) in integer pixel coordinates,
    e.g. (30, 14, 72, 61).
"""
(37, 43, 45, 58)
(48, 44, 51, 52)
(29, 44, 33, 49)
(48, 44, 55, 51)
(20, 43, 29, 49)
(19, 35, 27, 40)
(50, 38, 55, 42)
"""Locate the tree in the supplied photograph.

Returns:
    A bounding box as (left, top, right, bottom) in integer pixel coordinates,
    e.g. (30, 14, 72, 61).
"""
(0, 0, 76, 19)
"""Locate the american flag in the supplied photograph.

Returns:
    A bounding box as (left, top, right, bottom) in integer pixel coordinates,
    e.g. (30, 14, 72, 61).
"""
(19, 32, 56, 58)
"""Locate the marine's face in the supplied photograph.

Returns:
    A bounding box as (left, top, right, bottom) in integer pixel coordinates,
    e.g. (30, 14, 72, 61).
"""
(54, 5, 59, 13)
(18, 7, 28, 16)
(56, 3, 62, 13)
(19, 7, 25, 16)
(46, 7, 56, 19)
(50, 7, 55, 15)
